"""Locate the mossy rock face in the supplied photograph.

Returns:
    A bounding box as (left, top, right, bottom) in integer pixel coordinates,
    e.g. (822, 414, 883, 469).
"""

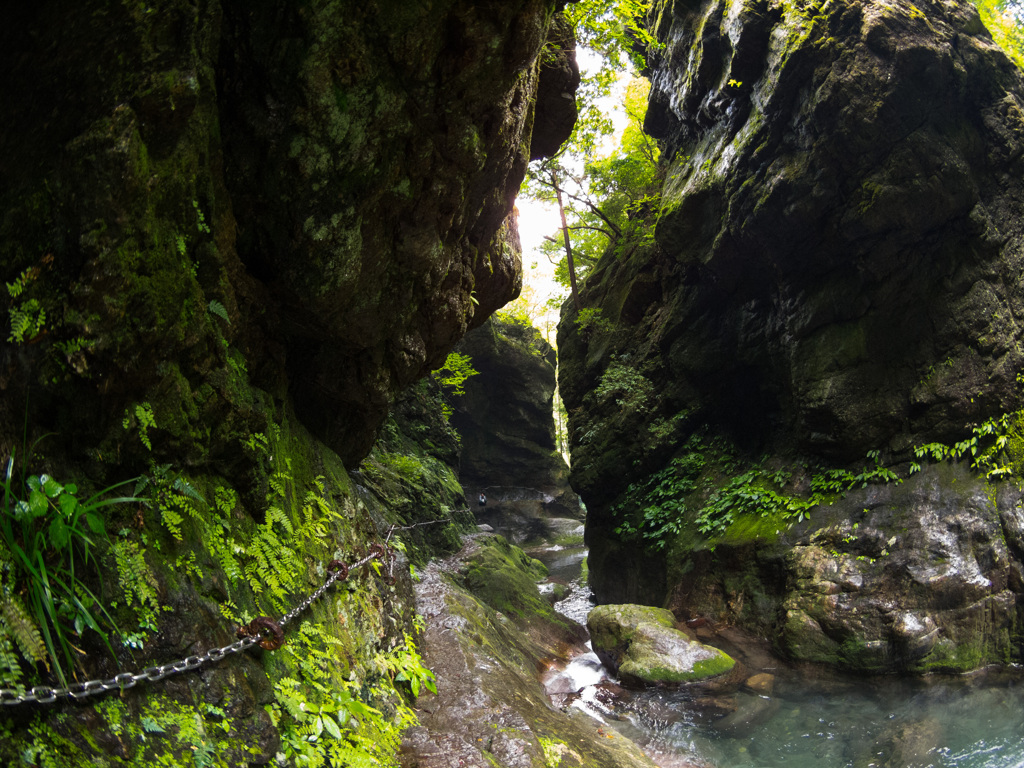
(0, 0, 579, 760)
(0, 0, 576, 477)
(654, 463, 1024, 675)
(453, 316, 574, 498)
(562, 0, 1024, 497)
(587, 604, 735, 687)
(459, 535, 558, 624)
(559, 0, 1024, 677)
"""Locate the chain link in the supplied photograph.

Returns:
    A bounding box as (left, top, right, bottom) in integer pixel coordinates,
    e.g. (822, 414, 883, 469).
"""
(0, 543, 396, 707)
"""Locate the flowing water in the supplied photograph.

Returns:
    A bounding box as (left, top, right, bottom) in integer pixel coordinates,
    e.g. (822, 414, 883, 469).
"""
(529, 540, 1024, 768)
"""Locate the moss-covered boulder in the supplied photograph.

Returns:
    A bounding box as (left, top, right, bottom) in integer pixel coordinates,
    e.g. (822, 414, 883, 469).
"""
(458, 535, 581, 634)
(587, 604, 735, 686)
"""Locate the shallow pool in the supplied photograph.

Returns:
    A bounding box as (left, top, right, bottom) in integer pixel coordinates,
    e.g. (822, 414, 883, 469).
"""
(534, 544, 1024, 768)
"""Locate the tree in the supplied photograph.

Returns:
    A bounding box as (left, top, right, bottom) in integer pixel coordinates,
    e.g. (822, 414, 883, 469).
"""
(527, 77, 660, 304)
(973, 0, 1024, 67)
(520, 1, 660, 309)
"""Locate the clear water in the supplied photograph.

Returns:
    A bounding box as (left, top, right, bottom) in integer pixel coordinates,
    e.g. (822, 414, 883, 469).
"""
(532, 543, 1024, 768)
(605, 673, 1024, 768)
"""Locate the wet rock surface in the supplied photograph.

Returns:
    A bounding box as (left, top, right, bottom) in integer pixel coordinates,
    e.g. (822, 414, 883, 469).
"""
(667, 463, 1024, 673)
(404, 537, 657, 768)
(588, 605, 736, 686)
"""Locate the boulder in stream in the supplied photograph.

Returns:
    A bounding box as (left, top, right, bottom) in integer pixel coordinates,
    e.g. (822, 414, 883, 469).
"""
(588, 604, 735, 687)
(407, 540, 658, 768)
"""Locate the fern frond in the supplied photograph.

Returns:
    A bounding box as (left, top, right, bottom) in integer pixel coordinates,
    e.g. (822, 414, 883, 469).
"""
(173, 478, 203, 503)
(206, 525, 242, 585)
(208, 300, 229, 323)
(214, 486, 237, 517)
(265, 505, 294, 537)
(1, 592, 47, 667)
(160, 503, 184, 540)
(112, 540, 161, 632)
(0, 623, 25, 688)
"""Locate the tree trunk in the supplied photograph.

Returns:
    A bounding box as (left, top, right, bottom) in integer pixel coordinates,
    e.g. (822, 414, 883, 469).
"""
(551, 169, 581, 312)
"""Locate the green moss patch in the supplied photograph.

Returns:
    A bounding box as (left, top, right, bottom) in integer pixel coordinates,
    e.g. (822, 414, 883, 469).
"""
(459, 535, 554, 623)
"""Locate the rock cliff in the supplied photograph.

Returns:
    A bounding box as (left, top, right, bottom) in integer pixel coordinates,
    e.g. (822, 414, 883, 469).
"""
(0, 0, 579, 762)
(559, 0, 1024, 673)
(453, 317, 573, 497)
(1, 0, 578, 471)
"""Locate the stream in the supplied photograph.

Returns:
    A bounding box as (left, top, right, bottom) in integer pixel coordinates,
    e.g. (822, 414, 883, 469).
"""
(490, 507, 1024, 768)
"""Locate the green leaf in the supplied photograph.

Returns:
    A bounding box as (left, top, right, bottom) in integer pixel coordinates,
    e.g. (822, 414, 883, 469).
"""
(29, 489, 48, 518)
(42, 476, 63, 498)
(208, 299, 230, 323)
(59, 493, 78, 519)
(86, 512, 104, 535)
(323, 714, 343, 739)
(48, 517, 70, 549)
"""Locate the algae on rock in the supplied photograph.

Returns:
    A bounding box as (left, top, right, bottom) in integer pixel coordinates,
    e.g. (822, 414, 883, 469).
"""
(587, 604, 735, 686)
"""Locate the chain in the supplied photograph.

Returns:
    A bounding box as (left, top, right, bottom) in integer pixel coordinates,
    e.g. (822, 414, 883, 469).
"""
(0, 542, 397, 707)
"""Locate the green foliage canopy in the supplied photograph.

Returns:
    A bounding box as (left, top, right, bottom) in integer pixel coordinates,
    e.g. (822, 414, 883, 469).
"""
(973, 0, 1024, 67)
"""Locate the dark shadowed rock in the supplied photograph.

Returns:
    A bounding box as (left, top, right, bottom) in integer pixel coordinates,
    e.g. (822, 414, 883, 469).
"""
(453, 316, 579, 516)
(636, 0, 1024, 459)
(0, 0, 578, 471)
(531, 13, 582, 161)
(558, 0, 1024, 674)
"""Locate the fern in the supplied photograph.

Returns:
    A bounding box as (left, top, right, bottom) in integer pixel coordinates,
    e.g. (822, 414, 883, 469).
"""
(159, 502, 184, 541)
(8, 299, 45, 343)
(206, 523, 243, 586)
(268, 462, 292, 500)
(112, 539, 161, 633)
(269, 622, 421, 768)
(214, 486, 236, 516)
(123, 402, 157, 451)
(173, 477, 203, 503)
(265, 504, 294, 538)
(0, 628, 23, 689)
(5, 268, 35, 298)
(157, 483, 203, 541)
(1, 592, 48, 670)
(208, 300, 229, 323)
(245, 524, 299, 613)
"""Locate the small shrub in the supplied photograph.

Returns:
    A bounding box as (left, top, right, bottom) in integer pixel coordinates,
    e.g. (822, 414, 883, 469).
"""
(0, 457, 138, 688)
(594, 355, 653, 412)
